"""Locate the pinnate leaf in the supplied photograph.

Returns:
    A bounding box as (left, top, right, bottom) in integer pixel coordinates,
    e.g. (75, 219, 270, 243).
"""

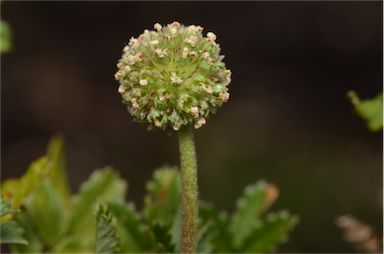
(240, 211, 299, 253)
(95, 205, 120, 254)
(230, 181, 279, 247)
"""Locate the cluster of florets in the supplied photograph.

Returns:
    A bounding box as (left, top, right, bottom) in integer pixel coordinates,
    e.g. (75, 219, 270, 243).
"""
(115, 22, 231, 131)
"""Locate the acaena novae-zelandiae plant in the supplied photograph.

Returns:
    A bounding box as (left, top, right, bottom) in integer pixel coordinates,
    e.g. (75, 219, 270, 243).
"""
(0, 21, 298, 254)
(115, 21, 231, 253)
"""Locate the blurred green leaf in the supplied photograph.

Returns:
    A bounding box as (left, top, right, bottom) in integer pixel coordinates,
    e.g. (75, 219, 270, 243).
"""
(150, 222, 175, 253)
(0, 195, 16, 217)
(348, 91, 383, 131)
(199, 202, 233, 252)
(0, 20, 11, 53)
(67, 168, 127, 234)
(230, 181, 278, 247)
(240, 211, 299, 253)
(9, 213, 43, 253)
(144, 166, 181, 226)
(169, 206, 181, 253)
(53, 168, 127, 252)
(95, 205, 119, 254)
(1, 157, 50, 208)
(46, 136, 70, 203)
(0, 197, 28, 246)
(197, 219, 214, 254)
(24, 179, 66, 248)
(108, 202, 152, 252)
(0, 221, 28, 245)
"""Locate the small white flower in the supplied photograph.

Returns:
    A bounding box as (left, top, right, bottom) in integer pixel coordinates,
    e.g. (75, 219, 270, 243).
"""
(123, 46, 130, 52)
(127, 55, 136, 65)
(185, 36, 198, 47)
(150, 40, 159, 45)
(188, 25, 203, 32)
(194, 118, 206, 129)
(190, 106, 199, 117)
(169, 21, 181, 35)
(182, 47, 189, 58)
(139, 79, 148, 86)
(170, 72, 183, 84)
(132, 101, 140, 109)
(154, 23, 162, 32)
(118, 85, 126, 93)
(219, 92, 230, 102)
(129, 37, 138, 46)
(155, 48, 167, 58)
(189, 51, 198, 57)
(207, 32, 216, 42)
(225, 69, 232, 82)
(202, 51, 210, 60)
(114, 71, 122, 80)
(124, 66, 131, 72)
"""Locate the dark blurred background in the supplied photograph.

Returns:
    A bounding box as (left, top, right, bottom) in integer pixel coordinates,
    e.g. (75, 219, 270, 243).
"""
(1, 1, 382, 252)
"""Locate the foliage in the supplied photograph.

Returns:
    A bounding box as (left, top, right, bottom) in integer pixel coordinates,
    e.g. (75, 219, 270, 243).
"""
(0, 20, 11, 53)
(1, 138, 298, 253)
(0, 197, 28, 245)
(348, 91, 383, 131)
(95, 205, 120, 253)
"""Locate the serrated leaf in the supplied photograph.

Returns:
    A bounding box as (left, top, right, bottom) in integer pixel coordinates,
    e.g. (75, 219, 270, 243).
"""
(0, 221, 28, 245)
(107, 202, 152, 252)
(95, 205, 119, 254)
(0, 195, 16, 218)
(348, 91, 383, 131)
(241, 211, 299, 253)
(199, 202, 233, 252)
(0, 198, 28, 246)
(230, 181, 279, 247)
(144, 166, 181, 227)
(9, 213, 43, 253)
(150, 222, 175, 253)
(53, 168, 126, 252)
(46, 136, 70, 203)
(197, 219, 214, 254)
(67, 168, 127, 234)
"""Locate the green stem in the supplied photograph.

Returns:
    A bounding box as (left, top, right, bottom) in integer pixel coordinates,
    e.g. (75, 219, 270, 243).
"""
(178, 125, 198, 254)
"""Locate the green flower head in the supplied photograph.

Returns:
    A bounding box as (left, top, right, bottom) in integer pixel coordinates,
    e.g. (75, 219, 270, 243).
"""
(115, 22, 231, 131)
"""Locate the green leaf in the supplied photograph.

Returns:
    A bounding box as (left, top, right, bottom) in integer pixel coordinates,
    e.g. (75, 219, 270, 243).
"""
(46, 136, 71, 203)
(9, 213, 43, 253)
(150, 222, 175, 253)
(67, 168, 127, 234)
(348, 91, 383, 131)
(197, 219, 214, 254)
(199, 202, 233, 252)
(229, 181, 279, 248)
(24, 179, 66, 248)
(53, 168, 126, 252)
(0, 221, 28, 245)
(241, 211, 299, 253)
(144, 166, 181, 226)
(108, 202, 152, 252)
(0, 20, 12, 53)
(0, 195, 16, 217)
(95, 205, 120, 254)
(169, 206, 181, 253)
(1, 157, 50, 208)
(0, 197, 28, 246)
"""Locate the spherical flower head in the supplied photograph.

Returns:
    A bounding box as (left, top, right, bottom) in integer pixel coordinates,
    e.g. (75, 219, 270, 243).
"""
(115, 21, 231, 131)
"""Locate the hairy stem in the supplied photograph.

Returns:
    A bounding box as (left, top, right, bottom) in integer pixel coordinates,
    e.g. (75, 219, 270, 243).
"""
(178, 125, 198, 254)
